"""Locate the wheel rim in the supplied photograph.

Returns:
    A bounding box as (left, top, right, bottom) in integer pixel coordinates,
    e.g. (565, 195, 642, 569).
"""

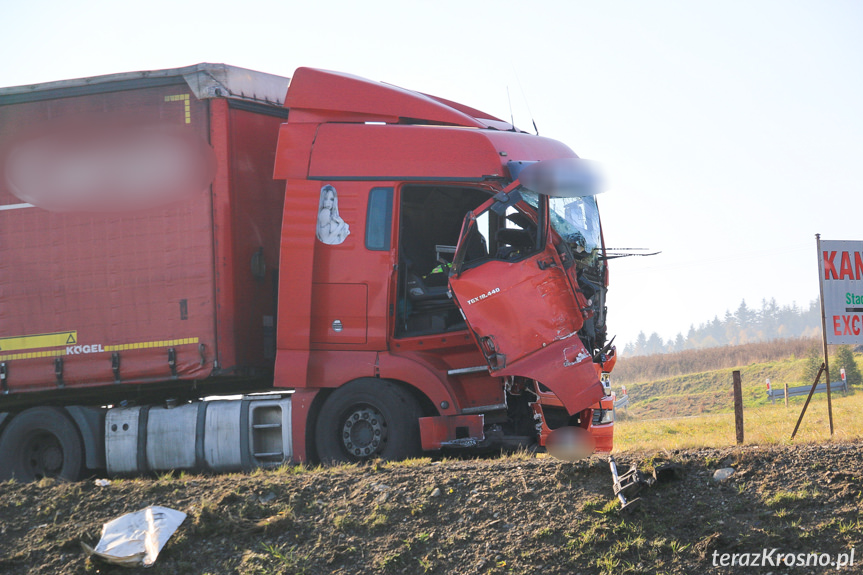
(340, 405, 387, 459)
(22, 431, 64, 479)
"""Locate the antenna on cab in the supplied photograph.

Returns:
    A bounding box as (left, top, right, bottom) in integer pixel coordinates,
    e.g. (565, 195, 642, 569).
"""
(511, 65, 539, 135)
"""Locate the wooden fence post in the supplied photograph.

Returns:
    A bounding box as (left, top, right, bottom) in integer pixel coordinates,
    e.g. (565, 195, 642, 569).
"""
(733, 370, 744, 445)
(784, 383, 788, 408)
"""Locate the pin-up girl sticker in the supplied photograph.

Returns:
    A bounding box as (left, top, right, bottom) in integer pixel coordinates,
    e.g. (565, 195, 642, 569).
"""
(316, 184, 350, 245)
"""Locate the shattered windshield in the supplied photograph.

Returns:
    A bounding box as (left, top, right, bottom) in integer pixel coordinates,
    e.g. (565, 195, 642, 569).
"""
(522, 192, 601, 254)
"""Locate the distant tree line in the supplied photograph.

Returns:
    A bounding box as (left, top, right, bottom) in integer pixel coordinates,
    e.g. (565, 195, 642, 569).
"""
(623, 298, 821, 357)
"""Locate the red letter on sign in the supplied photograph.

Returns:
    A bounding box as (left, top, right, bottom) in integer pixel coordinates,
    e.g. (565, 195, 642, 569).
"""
(834, 316, 842, 336)
(844, 315, 853, 335)
(853, 316, 861, 336)
(824, 251, 838, 279)
(840, 252, 854, 280)
(856, 252, 863, 280)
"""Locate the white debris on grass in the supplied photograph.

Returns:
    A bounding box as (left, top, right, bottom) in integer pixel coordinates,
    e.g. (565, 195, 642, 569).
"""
(81, 506, 186, 567)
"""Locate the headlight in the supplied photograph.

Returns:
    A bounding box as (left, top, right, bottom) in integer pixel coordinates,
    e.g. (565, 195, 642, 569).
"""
(591, 408, 614, 426)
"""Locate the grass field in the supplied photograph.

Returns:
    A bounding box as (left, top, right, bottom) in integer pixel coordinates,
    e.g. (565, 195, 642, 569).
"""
(614, 387, 863, 453)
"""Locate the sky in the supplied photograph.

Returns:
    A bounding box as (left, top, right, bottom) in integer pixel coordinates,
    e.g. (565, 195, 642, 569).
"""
(2, 0, 862, 347)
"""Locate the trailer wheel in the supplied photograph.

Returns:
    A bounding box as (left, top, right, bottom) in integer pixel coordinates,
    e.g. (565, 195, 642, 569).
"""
(0, 407, 83, 482)
(315, 379, 422, 464)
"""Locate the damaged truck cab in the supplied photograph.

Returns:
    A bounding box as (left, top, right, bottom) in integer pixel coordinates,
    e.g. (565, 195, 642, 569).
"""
(274, 68, 616, 462)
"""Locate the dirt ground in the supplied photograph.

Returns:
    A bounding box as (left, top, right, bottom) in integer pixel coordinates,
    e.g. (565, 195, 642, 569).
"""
(0, 442, 861, 575)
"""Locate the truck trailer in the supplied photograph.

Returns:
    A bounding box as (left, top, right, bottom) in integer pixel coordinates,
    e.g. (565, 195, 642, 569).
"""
(0, 64, 616, 481)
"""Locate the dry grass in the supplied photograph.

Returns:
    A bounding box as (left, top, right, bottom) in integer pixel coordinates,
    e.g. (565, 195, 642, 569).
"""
(613, 390, 863, 453)
(614, 338, 818, 385)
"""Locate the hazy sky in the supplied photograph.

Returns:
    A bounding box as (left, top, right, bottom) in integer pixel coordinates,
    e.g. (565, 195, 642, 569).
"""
(2, 0, 861, 347)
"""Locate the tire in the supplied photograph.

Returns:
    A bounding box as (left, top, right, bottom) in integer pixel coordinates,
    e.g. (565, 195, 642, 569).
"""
(314, 379, 422, 464)
(0, 407, 84, 482)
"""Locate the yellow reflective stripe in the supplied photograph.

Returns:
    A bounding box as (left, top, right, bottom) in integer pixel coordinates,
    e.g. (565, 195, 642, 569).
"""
(103, 337, 199, 352)
(164, 93, 191, 124)
(0, 337, 199, 362)
(0, 349, 67, 361)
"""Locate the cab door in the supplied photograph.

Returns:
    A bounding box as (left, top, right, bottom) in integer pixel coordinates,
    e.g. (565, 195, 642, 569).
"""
(448, 191, 603, 415)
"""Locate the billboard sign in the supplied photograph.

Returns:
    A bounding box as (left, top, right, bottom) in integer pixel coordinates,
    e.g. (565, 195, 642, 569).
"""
(820, 239, 863, 344)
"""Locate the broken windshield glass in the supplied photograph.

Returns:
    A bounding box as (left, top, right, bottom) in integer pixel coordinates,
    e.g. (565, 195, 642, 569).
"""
(522, 192, 600, 255)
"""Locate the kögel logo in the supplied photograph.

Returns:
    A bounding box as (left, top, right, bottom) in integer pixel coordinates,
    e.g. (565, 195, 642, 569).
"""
(65, 344, 106, 355)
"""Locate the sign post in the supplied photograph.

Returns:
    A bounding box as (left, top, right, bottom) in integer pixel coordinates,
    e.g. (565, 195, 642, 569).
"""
(816, 234, 834, 435)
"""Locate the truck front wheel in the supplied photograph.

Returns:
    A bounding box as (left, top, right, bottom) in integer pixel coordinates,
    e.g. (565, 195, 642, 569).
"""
(314, 379, 422, 463)
(0, 407, 84, 482)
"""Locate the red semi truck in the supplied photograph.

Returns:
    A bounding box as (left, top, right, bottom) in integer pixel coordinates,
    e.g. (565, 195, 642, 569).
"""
(0, 63, 617, 481)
